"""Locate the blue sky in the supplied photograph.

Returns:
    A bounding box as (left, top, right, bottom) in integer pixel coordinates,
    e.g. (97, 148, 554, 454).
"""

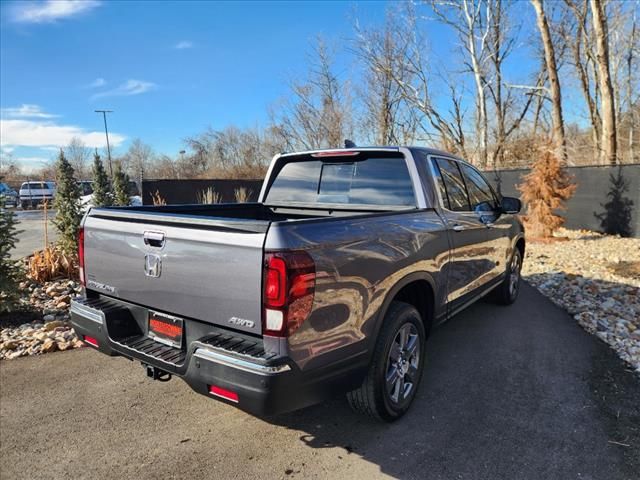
(1, 0, 544, 172)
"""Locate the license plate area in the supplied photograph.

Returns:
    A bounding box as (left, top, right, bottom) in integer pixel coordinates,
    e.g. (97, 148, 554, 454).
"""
(148, 311, 183, 349)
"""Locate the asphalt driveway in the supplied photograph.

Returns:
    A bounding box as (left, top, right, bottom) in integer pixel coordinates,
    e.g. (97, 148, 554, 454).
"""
(10, 209, 57, 260)
(1, 283, 638, 480)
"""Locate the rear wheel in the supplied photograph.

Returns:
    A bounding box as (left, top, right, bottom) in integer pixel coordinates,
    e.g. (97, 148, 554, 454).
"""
(347, 302, 426, 422)
(493, 248, 522, 305)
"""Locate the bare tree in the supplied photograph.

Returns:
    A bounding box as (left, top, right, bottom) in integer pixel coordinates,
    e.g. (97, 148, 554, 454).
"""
(122, 139, 155, 181)
(485, 0, 540, 168)
(184, 126, 280, 179)
(429, 0, 491, 168)
(354, 6, 418, 145)
(590, 0, 617, 164)
(626, 9, 639, 162)
(531, 0, 567, 161)
(270, 38, 352, 150)
(64, 137, 91, 179)
(563, 0, 601, 159)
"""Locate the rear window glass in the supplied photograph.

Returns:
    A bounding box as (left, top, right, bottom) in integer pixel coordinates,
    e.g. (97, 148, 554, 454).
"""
(266, 156, 416, 207)
(21, 182, 48, 189)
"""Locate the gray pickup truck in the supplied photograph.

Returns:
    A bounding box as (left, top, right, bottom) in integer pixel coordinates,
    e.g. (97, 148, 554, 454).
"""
(70, 146, 524, 421)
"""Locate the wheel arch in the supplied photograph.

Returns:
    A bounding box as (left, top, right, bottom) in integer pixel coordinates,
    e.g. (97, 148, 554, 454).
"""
(372, 272, 437, 344)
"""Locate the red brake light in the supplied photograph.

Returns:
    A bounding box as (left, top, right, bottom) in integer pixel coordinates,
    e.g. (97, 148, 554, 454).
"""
(209, 385, 239, 403)
(83, 335, 98, 347)
(263, 251, 315, 337)
(78, 227, 85, 286)
(311, 150, 360, 158)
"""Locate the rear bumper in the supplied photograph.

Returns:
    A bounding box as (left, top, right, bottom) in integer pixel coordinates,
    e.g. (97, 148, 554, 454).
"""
(70, 297, 357, 416)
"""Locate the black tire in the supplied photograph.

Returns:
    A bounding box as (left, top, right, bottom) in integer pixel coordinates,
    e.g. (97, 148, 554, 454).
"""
(21, 201, 29, 210)
(347, 301, 426, 422)
(493, 248, 523, 305)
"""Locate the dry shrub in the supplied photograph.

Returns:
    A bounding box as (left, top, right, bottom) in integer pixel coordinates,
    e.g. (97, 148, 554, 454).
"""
(197, 187, 222, 204)
(27, 245, 77, 283)
(234, 187, 252, 203)
(518, 148, 576, 239)
(151, 190, 167, 206)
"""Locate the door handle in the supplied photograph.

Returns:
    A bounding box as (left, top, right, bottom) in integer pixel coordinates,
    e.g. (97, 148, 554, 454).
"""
(452, 224, 465, 232)
(143, 231, 165, 248)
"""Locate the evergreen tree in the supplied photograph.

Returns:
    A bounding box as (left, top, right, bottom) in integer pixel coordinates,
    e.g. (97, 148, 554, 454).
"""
(91, 150, 112, 207)
(595, 167, 634, 237)
(53, 149, 82, 254)
(0, 194, 23, 312)
(112, 161, 131, 206)
(518, 148, 576, 238)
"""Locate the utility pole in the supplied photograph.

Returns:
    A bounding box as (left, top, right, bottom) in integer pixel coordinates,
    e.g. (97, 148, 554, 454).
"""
(95, 110, 114, 176)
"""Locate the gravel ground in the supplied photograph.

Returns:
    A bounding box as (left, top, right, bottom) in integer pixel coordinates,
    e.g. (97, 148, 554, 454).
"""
(0, 279, 83, 360)
(522, 228, 640, 374)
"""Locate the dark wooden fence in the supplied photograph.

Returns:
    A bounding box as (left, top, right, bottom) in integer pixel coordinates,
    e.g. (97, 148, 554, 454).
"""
(141, 179, 263, 205)
(484, 164, 640, 237)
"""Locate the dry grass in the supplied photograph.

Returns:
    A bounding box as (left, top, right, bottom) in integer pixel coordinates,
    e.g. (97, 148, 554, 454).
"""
(234, 187, 252, 203)
(27, 245, 77, 283)
(197, 187, 222, 204)
(151, 190, 167, 206)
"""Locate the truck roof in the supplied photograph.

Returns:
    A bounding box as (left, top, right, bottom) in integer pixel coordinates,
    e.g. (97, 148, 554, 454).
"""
(278, 145, 464, 162)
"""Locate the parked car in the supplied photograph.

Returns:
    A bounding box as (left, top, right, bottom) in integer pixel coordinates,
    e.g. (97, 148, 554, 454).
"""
(19, 181, 56, 209)
(79, 179, 142, 212)
(78, 180, 94, 196)
(70, 146, 524, 421)
(0, 182, 18, 207)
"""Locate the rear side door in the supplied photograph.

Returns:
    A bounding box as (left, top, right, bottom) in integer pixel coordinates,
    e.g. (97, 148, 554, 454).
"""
(430, 157, 496, 308)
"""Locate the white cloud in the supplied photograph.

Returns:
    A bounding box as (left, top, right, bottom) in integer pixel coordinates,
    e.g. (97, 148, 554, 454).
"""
(87, 77, 106, 88)
(10, 0, 101, 24)
(91, 79, 156, 100)
(174, 40, 194, 49)
(1, 104, 59, 119)
(0, 119, 125, 149)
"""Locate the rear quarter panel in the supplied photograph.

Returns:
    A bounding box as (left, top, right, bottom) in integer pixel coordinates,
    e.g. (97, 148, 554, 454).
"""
(266, 210, 449, 371)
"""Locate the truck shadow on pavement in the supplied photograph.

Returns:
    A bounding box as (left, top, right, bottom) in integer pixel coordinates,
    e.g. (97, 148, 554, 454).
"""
(266, 283, 640, 479)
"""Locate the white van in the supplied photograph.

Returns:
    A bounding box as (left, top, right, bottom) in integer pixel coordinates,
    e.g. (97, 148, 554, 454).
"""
(19, 181, 56, 209)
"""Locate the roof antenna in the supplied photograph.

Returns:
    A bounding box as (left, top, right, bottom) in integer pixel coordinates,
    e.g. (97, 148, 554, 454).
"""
(344, 139, 357, 148)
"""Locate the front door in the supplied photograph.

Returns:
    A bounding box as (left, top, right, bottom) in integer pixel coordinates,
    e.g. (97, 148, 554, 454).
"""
(456, 162, 511, 284)
(430, 157, 497, 309)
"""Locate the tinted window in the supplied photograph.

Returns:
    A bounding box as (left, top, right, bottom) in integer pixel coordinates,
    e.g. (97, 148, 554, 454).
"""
(266, 156, 415, 207)
(459, 163, 496, 210)
(434, 158, 470, 211)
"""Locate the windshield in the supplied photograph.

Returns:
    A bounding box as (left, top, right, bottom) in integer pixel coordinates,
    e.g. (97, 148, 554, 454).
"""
(79, 182, 94, 196)
(265, 155, 416, 207)
(21, 182, 48, 190)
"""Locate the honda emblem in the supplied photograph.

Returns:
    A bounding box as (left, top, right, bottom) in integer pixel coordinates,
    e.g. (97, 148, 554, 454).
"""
(144, 253, 162, 278)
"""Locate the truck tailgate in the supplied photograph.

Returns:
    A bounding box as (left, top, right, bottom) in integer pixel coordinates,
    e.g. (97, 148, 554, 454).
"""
(83, 212, 268, 336)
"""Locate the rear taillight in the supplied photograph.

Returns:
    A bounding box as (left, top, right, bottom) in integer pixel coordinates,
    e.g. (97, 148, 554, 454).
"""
(83, 335, 98, 347)
(78, 227, 86, 286)
(263, 251, 315, 337)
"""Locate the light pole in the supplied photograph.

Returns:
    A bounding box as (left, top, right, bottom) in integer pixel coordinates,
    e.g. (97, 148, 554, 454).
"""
(95, 110, 113, 176)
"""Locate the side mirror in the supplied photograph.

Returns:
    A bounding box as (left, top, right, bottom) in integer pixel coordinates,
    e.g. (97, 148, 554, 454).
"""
(500, 196, 521, 214)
